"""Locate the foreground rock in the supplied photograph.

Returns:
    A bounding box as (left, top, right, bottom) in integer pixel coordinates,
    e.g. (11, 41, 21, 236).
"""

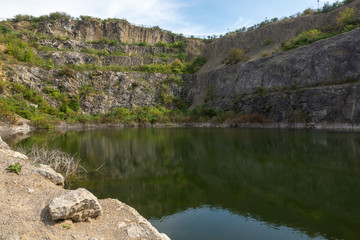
(0, 136, 10, 150)
(49, 188, 102, 221)
(0, 138, 170, 240)
(31, 164, 65, 186)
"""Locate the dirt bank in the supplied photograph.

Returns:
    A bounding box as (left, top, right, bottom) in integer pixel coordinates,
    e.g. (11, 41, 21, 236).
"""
(0, 137, 169, 240)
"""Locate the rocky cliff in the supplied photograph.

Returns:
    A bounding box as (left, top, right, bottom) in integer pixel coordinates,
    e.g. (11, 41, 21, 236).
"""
(36, 18, 176, 45)
(0, 1, 360, 130)
(187, 28, 360, 125)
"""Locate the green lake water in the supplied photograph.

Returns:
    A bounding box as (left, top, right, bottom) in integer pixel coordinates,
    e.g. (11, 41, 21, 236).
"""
(15, 128, 360, 240)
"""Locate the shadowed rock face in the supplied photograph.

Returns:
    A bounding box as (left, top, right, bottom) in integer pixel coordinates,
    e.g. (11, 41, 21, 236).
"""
(187, 27, 360, 124)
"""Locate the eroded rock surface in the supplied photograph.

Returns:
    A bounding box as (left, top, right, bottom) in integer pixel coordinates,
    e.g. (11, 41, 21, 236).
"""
(49, 188, 102, 221)
(31, 164, 65, 186)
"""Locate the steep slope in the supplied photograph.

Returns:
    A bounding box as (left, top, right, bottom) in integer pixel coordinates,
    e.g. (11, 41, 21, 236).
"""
(0, 1, 360, 130)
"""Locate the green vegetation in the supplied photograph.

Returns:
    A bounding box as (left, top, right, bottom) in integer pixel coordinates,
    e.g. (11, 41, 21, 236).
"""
(282, 7, 359, 51)
(224, 48, 245, 64)
(61, 224, 71, 230)
(7, 163, 22, 175)
(231, 0, 357, 34)
(10, 12, 72, 23)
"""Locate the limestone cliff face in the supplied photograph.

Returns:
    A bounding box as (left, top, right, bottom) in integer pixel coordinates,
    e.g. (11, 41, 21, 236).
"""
(8, 65, 183, 114)
(188, 27, 360, 124)
(38, 18, 177, 45)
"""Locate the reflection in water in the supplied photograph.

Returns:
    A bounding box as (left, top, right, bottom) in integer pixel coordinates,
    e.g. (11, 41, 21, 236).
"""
(150, 206, 326, 240)
(16, 128, 360, 240)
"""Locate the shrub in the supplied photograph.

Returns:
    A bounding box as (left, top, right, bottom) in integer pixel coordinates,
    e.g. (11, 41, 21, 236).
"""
(59, 66, 75, 78)
(0, 25, 12, 34)
(185, 56, 207, 74)
(170, 59, 185, 73)
(68, 98, 80, 112)
(261, 51, 270, 57)
(31, 116, 54, 129)
(17, 144, 80, 177)
(7, 163, 22, 175)
(204, 87, 216, 102)
(264, 38, 273, 45)
(303, 8, 315, 15)
(225, 48, 245, 64)
(281, 29, 331, 50)
(170, 41, 187, 49)
(155, 41, 167, 47)
(190, 105, 220, 118)
(337, 7, 358, 26)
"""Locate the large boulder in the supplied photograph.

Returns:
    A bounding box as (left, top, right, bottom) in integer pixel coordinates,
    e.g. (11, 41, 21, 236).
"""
(48, 188, 102, 222)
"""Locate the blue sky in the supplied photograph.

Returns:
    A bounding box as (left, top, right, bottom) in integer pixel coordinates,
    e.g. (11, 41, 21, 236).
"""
(0, 0, 338, 36)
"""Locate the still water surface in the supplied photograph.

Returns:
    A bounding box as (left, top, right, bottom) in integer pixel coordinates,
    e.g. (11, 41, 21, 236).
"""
(16, 128, 360, 240)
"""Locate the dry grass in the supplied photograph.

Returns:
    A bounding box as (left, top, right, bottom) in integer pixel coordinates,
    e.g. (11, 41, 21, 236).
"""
(16, 144, 80, 178)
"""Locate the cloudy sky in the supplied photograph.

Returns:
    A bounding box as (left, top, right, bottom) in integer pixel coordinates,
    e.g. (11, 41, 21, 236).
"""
(0, 0, 339, 36)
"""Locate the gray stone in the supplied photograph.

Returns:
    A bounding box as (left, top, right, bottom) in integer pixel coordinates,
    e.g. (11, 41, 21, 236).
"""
(31, 164, 64, 186)
(48, 188, 102, 222)
(0, 137, 10, 150)
(126, 224, 147, 239)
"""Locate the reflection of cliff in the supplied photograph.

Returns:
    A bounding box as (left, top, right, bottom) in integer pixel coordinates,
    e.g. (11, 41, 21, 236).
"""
(18, 129, 360, 239)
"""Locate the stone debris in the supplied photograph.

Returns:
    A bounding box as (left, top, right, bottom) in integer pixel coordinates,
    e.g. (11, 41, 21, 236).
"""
(48, 188, 103, 222)
(31, 164, 65, 186)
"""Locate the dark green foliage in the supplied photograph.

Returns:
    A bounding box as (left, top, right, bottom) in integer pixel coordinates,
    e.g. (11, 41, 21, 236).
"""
(204, 87, 216, 102)
(190, 105, 221, 118)
(87, 37, 122, 46)
(68, 97, 80, 112)
(10, 12, 72, 23)
(0, 25, 12, 34)
(79, 15, 101, 21)
(185, 56, 207, 74)
(170, 41, 187, 49)
(134, 42, 149, 47)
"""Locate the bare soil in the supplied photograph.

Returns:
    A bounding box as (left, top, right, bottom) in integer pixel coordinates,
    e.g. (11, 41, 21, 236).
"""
(0, 140, 169, 240)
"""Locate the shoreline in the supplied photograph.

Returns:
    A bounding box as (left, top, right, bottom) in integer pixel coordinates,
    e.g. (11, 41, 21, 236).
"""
(0, 136, 170, 240)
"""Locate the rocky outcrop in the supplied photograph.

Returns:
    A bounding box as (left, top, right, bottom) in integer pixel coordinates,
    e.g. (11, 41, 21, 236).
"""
(31, 164, 65, 186)
(38, 39, 183, 57)
(189, 27, 360, 124)
(38, 18, 177, 45)
(49, 188, 102, 221)
(47, 51, 171, 67)
(201, 0, 360, 69)
(8, 65, 183, 114)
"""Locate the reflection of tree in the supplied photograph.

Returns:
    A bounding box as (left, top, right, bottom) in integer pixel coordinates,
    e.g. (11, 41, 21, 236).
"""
(18, 128, 360, 239)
